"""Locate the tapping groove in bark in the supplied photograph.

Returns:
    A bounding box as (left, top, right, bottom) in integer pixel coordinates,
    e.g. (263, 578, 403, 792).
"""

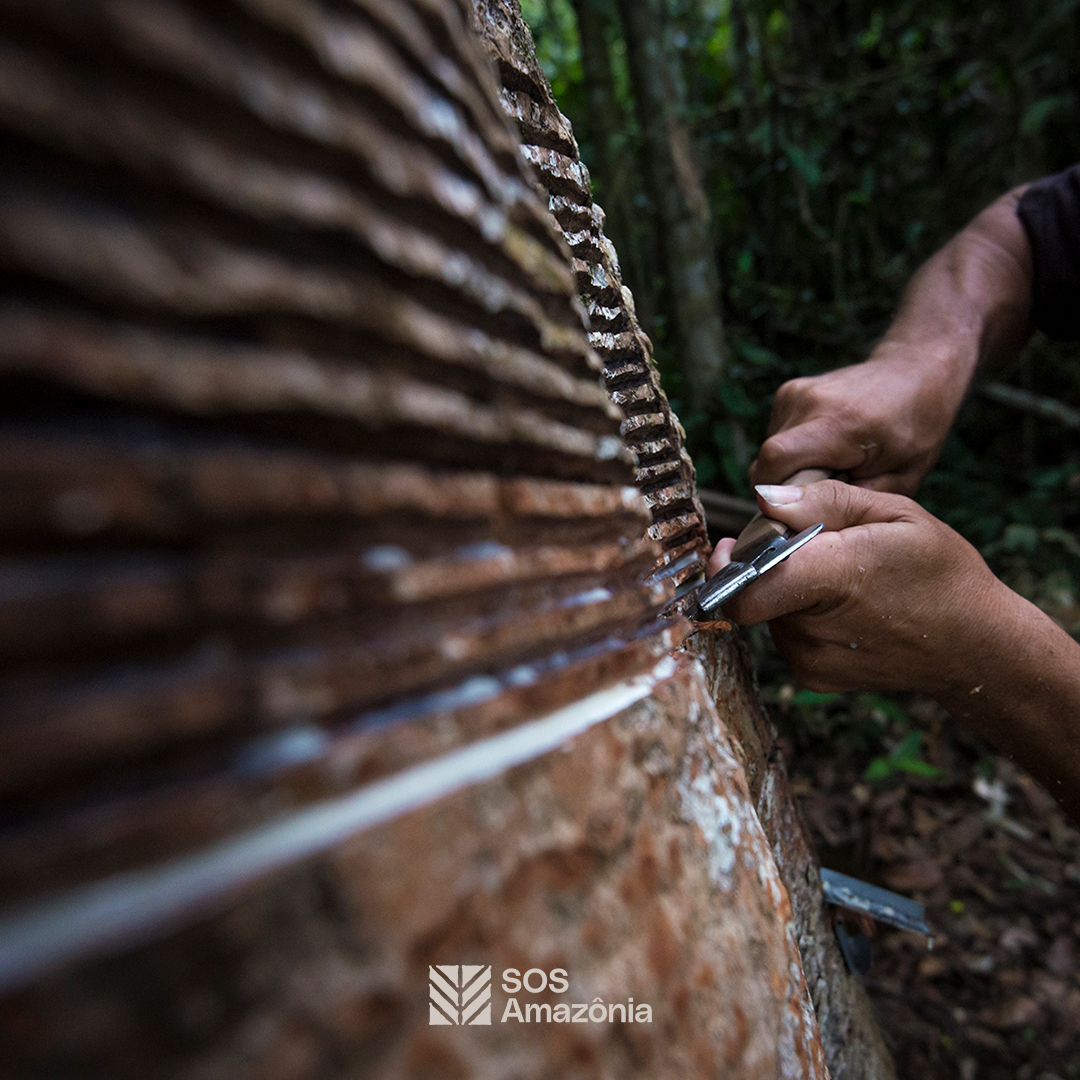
(0, 3, 885, 1077)
(0, 0, 680, 898)
(469, 0, 711, 594)
(471, 6, 898, 1076)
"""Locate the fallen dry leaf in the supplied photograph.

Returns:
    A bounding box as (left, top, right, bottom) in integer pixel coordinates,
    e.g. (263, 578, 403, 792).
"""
(1045, 934, 1074, 977)
(780, 691, 1080, 1075)
(882, 858, 944, 891)
(1030, 971, 1068, 1006)
(999, 925, 1039, 953)
(979, 996, 1040, 1030)
(918, 955, 949, 978)
(966, 1026, 1009, 1052)
(870, 832, 896, 860)
(911, 802, 941, 837)
(935, 813, 988, 856)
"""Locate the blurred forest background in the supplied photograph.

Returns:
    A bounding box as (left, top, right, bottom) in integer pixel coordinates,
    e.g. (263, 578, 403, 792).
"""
(522, 0, 1080, 616)
(522, 1, 1080, 1074)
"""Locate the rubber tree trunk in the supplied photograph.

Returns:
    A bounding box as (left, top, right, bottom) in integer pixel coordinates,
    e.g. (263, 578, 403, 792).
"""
(616, 0, 728, 412)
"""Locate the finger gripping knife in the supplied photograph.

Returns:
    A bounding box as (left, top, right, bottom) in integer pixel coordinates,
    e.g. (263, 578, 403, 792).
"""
(689, 523, 823, 619)
(688, 467, 830, 621)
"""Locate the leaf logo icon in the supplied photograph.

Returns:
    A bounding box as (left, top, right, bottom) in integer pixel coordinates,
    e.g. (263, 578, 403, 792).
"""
(429, 965, 491, 1025)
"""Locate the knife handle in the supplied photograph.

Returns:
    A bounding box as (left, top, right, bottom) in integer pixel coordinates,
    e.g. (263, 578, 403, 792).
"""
(729, 468, 832, 563)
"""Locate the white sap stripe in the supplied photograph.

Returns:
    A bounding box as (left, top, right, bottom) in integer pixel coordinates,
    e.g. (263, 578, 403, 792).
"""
(0, 655, 675, 994)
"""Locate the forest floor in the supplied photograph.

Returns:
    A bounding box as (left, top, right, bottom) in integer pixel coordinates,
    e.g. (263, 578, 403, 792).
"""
(767, 683, 1080, 1080)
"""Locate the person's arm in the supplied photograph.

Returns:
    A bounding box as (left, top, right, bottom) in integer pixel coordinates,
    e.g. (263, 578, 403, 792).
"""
(751, 186, 1033, 495)
(712, 481, 1080, 820)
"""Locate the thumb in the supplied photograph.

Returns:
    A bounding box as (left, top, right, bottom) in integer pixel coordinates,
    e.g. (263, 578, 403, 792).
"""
(723, 480, 917, 626)
(754, 479, 915, 534)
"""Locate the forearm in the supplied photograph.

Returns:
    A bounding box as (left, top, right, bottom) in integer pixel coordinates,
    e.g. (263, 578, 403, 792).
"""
(936, 584, 1080, 820)
(874, 186, 1035, 406)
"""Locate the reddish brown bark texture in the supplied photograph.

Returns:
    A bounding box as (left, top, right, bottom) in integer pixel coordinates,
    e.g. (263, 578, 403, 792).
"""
(0, 0, 885, 1076)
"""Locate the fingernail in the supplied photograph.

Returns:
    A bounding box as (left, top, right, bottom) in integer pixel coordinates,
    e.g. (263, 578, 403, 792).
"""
(755, 484, 803, 505)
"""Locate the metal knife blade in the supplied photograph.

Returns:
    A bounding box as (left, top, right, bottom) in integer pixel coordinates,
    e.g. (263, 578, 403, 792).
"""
(820, 868, 930, 936)
(689, 522, 824, 619)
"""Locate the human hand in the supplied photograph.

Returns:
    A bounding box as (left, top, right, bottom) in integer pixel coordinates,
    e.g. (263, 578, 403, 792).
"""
(749, 343, 969, 497)
(749, 184, 1032, 498)
(706, 480, 1010, 696)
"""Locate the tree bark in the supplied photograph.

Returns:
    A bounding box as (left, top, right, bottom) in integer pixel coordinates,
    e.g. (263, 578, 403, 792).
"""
(616, 0, 728, 412)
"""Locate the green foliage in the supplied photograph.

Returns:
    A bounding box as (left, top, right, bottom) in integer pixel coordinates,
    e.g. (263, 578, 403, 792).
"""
(523, 0, 1080, 613)
(920, 413, 1080, 607)
(764, 683, 943, 782)
(864, 731, 943, 782)
(520, 0, 583, 105)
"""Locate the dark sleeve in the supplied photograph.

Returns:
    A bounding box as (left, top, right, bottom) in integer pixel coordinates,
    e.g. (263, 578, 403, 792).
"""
(1016, 163, 1080, 340)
